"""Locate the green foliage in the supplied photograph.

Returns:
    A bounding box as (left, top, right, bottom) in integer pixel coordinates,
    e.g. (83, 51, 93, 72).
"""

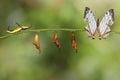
(0, 0, 120, 80)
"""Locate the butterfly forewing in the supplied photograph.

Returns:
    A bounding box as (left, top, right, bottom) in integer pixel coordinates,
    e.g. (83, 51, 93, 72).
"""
(84, 7, 97, 39)
(98, 9, 114, 39)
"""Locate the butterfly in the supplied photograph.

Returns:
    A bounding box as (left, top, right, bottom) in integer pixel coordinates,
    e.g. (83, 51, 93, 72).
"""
(84, 7, 114, 39)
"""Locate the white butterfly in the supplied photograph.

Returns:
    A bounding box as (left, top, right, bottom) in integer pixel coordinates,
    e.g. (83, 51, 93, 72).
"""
(84, 7, 114, 40)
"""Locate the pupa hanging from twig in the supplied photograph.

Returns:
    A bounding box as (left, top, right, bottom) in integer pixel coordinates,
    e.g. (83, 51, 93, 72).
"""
(71, 31, 78, 53)
(52, 32, 61, 49)
(32, 33, 40, 53)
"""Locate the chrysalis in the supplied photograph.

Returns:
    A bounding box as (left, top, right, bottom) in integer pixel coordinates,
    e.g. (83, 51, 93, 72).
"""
(71, 32, 78, 52)
(6, 23, 30, 34)
(6, 26, 22, 34)
(32, 33, 40, 53)
(52, 32, 60, 49)
(84, 7, 114, 39)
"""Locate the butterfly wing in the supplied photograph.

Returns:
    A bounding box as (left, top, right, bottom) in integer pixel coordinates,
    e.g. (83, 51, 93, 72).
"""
(84, 7, 97, 39)
(98, 9, 114, 39)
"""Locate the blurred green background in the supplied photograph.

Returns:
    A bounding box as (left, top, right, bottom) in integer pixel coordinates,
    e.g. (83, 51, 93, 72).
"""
(0, 0, 120, 80)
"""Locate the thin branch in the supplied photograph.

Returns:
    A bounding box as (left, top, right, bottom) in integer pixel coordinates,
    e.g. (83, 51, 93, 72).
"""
(111, 31, 120, 34)
(1, 28, 120, 39)
(0, 28, 85, 39)
(0, 34, 11, 39)
(27, 28, 85, 32)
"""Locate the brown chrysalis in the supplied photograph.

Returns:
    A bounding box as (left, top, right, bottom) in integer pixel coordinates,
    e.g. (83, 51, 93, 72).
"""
(71, 32, 78, 53)
(32, 33, 40, 53)
(52, 32, 61, 48)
